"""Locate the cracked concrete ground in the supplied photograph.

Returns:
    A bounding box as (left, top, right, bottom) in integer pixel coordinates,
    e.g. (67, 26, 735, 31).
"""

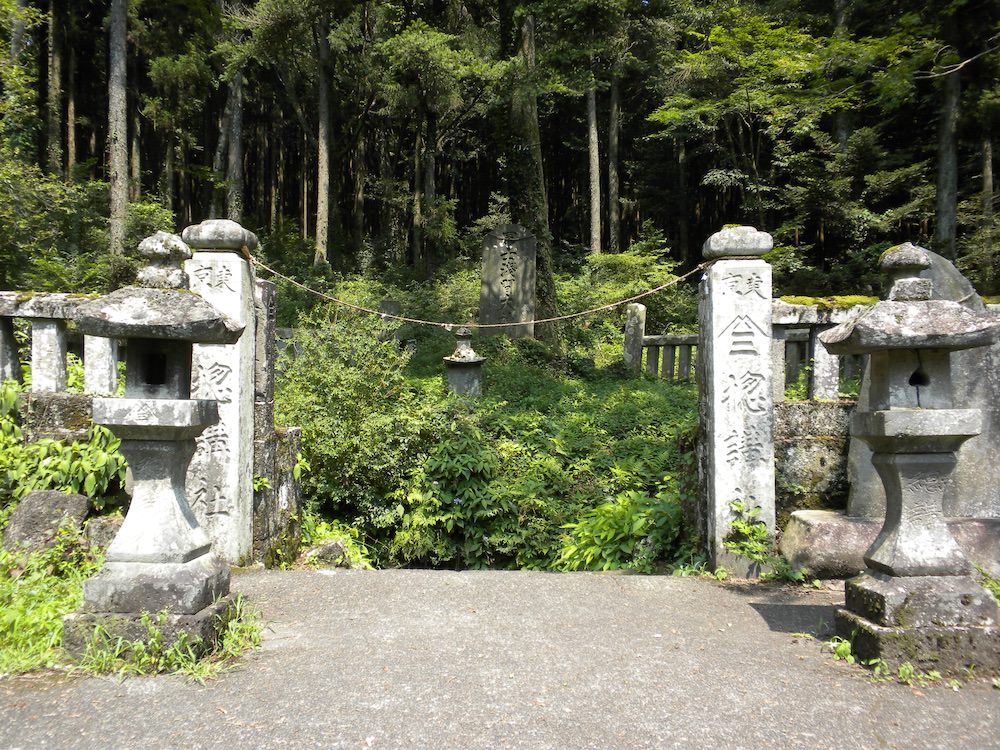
(1, 569, 997, 749)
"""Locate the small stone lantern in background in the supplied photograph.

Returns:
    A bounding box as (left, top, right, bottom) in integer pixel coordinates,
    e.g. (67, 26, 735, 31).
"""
(443, 327, 485, 397)
(62, 232, 244, 655)
(820, 243, 1000, 674)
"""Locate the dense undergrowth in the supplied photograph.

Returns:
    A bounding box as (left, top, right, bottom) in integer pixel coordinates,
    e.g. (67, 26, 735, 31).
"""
(274, 240, 702, 571)
(277, 316, 700, 571)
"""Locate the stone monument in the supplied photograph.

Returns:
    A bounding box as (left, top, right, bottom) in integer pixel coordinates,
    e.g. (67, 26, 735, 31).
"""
(183, 219, 257, 564)
(479, 224, 536, 338)
(821, 243, 1000, 674)
(62, 231, 244, 654)
(697, 226, 775, 575)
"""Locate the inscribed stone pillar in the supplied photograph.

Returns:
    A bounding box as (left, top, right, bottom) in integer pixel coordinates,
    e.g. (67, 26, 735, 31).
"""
(698, 226, 775, 574)
(478, 224, 536, 338)
(183, 219, 258, 564)
(30, 319, 67, 393)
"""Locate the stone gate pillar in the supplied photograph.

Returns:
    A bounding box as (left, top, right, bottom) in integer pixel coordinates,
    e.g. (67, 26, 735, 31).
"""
(182, 219, 258, 564)
(698, 226, 775, 574)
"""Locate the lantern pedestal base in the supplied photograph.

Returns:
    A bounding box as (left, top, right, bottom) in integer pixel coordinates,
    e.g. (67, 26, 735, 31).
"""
(835, 571, 1000, 675)
(63, 595, 234, 658)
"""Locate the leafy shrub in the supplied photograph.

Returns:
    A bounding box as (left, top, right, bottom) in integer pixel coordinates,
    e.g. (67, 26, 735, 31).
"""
(0, 380, 128, 511)
(724, 500, 803, 581)
(558, 487, 685, 572)
(300, 512, 371, 569)
(274, 309, 448, 532)
(276, 303, 701, 570)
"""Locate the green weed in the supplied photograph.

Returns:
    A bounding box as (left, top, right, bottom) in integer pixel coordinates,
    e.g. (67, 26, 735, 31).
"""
(723, 500, 804, 582)
(75, 593, 263, 682)
(0, 527, 102, 674)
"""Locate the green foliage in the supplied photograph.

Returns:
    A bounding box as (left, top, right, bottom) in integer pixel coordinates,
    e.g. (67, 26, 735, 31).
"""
(275, 310, 448, 526)
(975, 564, 1000, 600)
(784, 365, 810, 402)
(0, 526, 102, 674)
(0, 149, 175, 292)
(0, 380, 128, 510)
(826, 635, 855, 664)
(75, 594, 263, 681)
(277, 300, 701, 571)
(300, 513, 371, 569)
(558, 487, 684, 572)
(723, 500, 804, 582)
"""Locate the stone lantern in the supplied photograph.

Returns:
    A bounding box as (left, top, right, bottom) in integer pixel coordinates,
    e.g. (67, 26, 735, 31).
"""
(62, 232, 244, 654)
(443, 327, 485, 397)
(820, 243, 1000, 673)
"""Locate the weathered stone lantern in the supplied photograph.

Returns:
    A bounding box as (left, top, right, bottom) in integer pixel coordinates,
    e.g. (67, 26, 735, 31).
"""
(820, 243, 1000, 673)
(443, 327, 485, 397)
(62, 231, 244, 654)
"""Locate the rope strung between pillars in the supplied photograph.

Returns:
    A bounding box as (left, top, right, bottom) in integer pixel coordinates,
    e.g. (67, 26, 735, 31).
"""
(249, 256, 711, 331)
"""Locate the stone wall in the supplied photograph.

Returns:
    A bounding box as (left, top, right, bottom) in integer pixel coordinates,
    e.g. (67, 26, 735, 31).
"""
(774, 401, 853, 528)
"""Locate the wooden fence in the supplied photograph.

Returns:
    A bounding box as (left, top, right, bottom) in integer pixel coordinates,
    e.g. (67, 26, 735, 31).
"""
(624, 300, 869, 401)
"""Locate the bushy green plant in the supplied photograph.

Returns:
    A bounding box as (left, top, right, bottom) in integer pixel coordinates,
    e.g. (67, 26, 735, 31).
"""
(300, 512, 371, 569)
(557, 485, 684, 572)
(0, 380, 128, 510)
(274, 310, 448, 528)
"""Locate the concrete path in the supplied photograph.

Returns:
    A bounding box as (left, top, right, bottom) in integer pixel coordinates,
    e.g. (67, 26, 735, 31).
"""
(1, 569, 997, 749)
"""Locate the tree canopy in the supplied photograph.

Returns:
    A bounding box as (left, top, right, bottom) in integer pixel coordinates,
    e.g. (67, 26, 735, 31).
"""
(0, 0, 997, 295)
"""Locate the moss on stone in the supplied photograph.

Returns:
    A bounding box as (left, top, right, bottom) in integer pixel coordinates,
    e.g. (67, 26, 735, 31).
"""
(778, 294, 878, 308)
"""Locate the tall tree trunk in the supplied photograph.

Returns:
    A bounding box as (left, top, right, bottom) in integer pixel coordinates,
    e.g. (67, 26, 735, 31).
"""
(424, 109, 437, 273)
(505, 11, 557, 337)
(179, 148, 192, 226)
(352, 132, 365, 256)
(378, 127, 398, 266)
(46, 0, 63, 176)
(271, 121, 281, 231)
(935, 70, 961, 259)
(676, 139, 690, 263)
(226, 70, 244, 222)
(411, 115, 424, 271)
(210, 87, 233, 218)
(587, 84, 601, 254)
(301, 129, 309, 241)
(65, 35, 75, 176)
(314, 20, 331, 267)
(160, 135, 175, 213)
(984, 136, 994, 284)
(607, 75, 620, 252)
(10, 0, 27, 60)
(129, 109, 141, 200)
(107, 0, 128, 256)
(833, 0, 852, 149)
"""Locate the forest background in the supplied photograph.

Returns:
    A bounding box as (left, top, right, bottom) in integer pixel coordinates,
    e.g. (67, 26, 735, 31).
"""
(0, 0, 998, 302)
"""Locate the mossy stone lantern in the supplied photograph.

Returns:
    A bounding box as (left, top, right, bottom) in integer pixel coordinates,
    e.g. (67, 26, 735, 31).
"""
(62, 232, 244, 654)
(819, 243, 1000, 674)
